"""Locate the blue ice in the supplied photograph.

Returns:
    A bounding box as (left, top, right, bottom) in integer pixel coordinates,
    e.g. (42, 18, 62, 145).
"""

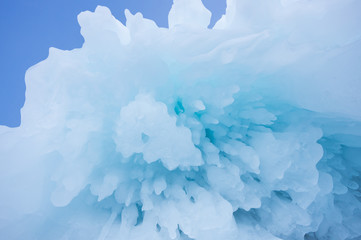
(0, 0, 361, 239)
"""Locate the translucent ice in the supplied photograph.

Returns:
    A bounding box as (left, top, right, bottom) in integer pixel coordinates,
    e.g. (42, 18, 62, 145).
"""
(0, 0, 361, 239)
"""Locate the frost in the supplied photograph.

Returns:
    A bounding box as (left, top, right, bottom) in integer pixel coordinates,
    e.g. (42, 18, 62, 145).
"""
(0, 0, 361, 239)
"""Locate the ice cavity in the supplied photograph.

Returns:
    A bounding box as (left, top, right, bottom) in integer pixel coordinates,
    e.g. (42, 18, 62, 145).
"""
(0, 0, 361, 239)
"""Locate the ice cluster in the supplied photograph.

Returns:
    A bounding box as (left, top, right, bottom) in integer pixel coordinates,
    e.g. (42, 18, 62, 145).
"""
(1, 0, 361, 239)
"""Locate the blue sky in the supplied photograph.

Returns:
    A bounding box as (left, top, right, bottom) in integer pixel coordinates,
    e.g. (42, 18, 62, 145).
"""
(0, 0, 225, 127)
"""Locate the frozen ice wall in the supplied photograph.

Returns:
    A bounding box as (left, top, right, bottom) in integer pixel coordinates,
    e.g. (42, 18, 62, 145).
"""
(1, 0, 361, 239)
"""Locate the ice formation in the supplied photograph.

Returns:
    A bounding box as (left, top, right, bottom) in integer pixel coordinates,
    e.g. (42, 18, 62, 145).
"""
(1, 0, 361, 239)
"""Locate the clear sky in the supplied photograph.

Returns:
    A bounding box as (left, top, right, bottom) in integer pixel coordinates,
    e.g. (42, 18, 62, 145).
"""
(0, 0, 226, 127)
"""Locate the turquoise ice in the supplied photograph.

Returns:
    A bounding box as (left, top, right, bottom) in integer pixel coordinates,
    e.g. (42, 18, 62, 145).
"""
(0, 0, 361, 239)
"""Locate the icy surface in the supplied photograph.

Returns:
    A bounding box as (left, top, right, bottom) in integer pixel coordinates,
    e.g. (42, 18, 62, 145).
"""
(1, 0, 361, 239)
